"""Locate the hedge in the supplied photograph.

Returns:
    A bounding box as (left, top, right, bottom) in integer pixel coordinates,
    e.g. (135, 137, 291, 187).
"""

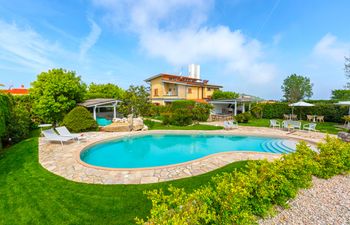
(258, 102, 348, 122)
(0, 94, 33, 148)
(137, 137, 350, 224)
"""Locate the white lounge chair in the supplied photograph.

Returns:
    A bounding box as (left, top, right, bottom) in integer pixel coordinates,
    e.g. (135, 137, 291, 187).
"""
(303, 123, 317, 132)
(224, 120, 238, 130)
(42, 129, 74, 146)
(55, 126, 85, 142)
(269, 120, 280, 128)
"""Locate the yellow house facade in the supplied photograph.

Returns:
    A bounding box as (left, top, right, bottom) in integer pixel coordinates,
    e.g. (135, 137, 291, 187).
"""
(144, 73, 222, 105)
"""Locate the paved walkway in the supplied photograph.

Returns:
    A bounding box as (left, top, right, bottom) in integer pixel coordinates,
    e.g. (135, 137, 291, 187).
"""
(39, 128, 331, 185)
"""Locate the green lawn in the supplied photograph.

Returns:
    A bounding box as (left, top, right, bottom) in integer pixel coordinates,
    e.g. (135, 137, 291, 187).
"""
(144, 120, 223, 130)
(0, 138, 246, 225)
(238, 118, 345, 134)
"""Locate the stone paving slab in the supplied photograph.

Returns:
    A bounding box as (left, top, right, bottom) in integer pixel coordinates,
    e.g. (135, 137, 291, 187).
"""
(39, 128, 329, 185)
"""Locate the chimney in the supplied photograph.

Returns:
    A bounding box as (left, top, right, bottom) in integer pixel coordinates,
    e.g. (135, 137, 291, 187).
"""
(188, 64, 200, 79)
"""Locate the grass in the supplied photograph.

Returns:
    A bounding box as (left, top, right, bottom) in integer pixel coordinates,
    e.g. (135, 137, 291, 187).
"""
(238, 118, 345, 134)
(0, 138, 246, 225)
(144, 120, 223, 130)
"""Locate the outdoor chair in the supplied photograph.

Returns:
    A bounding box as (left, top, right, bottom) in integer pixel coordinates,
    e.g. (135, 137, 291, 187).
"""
(55, 126, 86, 143)
(291, 114, 298, 120)
(269, 120, 280, 129)
(303, 123, 317, 132)
(283, 114, 290, 120)
(316, 116, 324, 122)
(42, 129, 74, 146)
(306, 115, 314, 122)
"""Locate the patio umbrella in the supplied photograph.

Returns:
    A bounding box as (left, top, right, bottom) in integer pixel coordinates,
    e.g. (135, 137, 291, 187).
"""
(288, 101, 315, 119)
(335, 101, 350, 115)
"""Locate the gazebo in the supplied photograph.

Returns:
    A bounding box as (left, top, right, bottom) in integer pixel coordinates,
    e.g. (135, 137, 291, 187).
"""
(78, 98, 122, 120)
(208, 96, 257, 119)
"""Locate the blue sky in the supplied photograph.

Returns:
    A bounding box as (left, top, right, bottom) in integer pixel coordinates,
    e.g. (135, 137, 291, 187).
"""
(0, 0, 350, 99)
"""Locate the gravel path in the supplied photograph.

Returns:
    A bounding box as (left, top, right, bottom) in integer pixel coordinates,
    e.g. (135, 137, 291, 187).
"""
(260, 175, 350, 225)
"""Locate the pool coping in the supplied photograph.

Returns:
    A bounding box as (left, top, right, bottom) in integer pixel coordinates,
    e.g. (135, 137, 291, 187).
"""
(39, 128, 327, 184)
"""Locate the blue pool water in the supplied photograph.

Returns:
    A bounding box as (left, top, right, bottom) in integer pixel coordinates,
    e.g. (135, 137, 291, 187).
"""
(96, 117, 112, 126)
(80, 134, 296, 168)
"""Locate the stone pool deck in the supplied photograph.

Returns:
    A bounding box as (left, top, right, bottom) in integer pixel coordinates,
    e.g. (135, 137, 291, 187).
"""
(39, 127, 332, 185)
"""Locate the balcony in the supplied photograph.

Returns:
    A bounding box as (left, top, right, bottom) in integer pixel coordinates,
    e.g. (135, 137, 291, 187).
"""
(164, 91, 178, 96)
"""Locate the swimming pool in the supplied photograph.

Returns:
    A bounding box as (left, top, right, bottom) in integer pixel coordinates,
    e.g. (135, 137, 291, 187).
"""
(96, 117, 112, 126)
(80, 134, 296, 169)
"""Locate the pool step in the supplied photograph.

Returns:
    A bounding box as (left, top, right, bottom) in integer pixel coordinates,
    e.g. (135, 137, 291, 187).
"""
(261, 140, 296, 154)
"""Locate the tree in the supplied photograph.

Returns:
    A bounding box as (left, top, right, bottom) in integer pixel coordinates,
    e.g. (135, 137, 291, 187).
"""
(345, 56, 350, 88)
(85, 83, 124, 100)
(119, 85, 152, 117)
(31, 68, 86, 124)
(281, 74, 313, 102)
(211, 90, 239, 100)
(331, 89, 350, 101)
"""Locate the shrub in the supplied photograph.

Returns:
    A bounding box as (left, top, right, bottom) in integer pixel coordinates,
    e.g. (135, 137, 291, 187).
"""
(159, 101, 212, 126)
(192, 103, 213, 122)
(171, 108, 193, 126)
(315, 136, 350, 178)
(62, 106, 98, 133)
(138, 137, 350, 224)
(235, 112, 252, 123)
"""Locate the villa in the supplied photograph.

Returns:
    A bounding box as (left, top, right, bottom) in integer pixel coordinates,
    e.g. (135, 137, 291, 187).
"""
(145, 64, 222, 105)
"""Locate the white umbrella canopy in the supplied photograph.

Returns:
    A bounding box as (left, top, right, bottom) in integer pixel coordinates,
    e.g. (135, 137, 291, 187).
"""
(288, 101, 315, 107)
(335, 101, 350, 115)
(288, 101, 315, 118)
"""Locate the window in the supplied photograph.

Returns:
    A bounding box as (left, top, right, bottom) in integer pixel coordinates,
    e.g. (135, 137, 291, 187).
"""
(207, 87, 211, 91)
(188, 88, 192, 94)
(154, 88, 158, 96)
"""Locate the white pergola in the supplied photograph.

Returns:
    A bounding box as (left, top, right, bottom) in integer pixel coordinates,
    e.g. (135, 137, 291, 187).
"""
(78, 98, 122, 120)
(335, 101, 350, 115)
(209, 97, 254, 116)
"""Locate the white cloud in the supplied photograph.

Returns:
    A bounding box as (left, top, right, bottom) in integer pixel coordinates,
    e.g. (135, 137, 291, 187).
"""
(92, 0, 277, 84)
(313, 33, 350, 63)
(79, 19, 102, 60)
(0, 20, 58, 71)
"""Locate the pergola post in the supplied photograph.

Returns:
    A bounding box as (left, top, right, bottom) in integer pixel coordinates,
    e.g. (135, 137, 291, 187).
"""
(249, 103, 251, 111)
(113, 103, 117, 120)
(93, 106, 97, 120)
(242, 103, 245, 113)
(234, 101, 237, 116)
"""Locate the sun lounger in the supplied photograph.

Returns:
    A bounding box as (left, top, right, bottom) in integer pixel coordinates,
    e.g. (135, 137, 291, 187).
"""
(303, 123, 317, 132)
(269, 120, 280, 128)
(224, 120, 238, 130)
(55, 126, 85, 143)
(42, 129, 74, 146)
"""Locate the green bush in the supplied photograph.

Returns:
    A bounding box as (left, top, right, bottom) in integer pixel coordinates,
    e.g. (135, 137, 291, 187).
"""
(62, 106, 98, 133)
(235, 112, 252, 123)
(315, 136, 350, 178)
(159, 101, 212, 126)
(192, 103, 213, 122)
(171, 108, 193, 126)
(138, 137, 350, 224)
